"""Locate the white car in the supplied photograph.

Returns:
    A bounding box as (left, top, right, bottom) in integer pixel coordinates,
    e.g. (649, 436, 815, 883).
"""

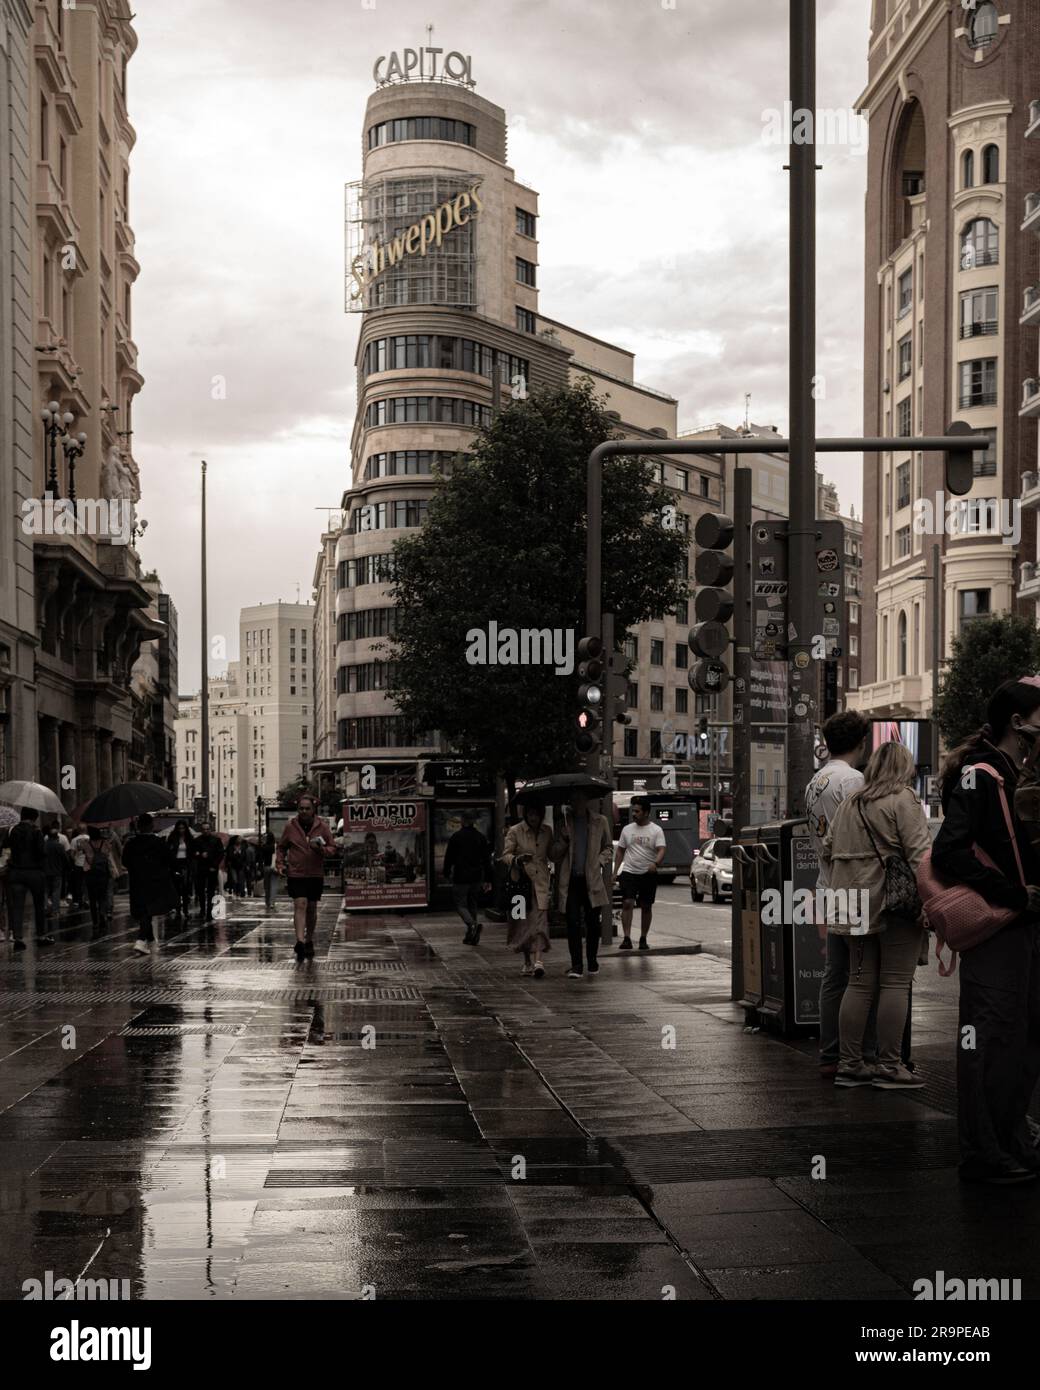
(690, 837, 733, 903)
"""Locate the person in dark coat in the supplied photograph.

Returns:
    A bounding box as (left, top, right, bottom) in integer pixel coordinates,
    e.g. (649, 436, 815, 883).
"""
(121, 813, 177, 955)
(5, 807, 53, 950)
(167, 820, 195, 920)
(443, 810, 492, 944)
(259, 831, 278, 909)
(192, 822, 225, 922)
(933, 677, 1040, 1185)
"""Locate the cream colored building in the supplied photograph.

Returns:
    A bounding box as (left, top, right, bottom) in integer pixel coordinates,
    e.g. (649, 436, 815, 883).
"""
(0, 0, 36, 781)
(29, 0, 158, 805)
(176, 602, 315, 827)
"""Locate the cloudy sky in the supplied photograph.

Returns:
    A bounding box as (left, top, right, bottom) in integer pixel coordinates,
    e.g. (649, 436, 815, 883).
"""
(129, 0, 870, 691)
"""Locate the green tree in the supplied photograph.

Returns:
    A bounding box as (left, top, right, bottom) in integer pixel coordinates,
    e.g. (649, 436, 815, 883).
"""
(935, 612, 1040, 749)
(385, 380, 688, 792)
(275, 774, 315, 807)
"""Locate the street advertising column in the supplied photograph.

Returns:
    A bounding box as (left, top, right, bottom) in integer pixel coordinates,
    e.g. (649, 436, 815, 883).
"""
(341, 798, 428, 910)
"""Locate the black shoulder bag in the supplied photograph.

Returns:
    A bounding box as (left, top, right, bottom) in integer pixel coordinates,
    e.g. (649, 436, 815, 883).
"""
(857, 799, 922, 922)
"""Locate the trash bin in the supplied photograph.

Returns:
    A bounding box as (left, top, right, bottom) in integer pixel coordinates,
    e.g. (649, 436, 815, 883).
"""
(744, 817, 824, 1039)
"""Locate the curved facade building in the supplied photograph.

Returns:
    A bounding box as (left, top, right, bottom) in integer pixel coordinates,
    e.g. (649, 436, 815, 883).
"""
(332, 76, 571, 781)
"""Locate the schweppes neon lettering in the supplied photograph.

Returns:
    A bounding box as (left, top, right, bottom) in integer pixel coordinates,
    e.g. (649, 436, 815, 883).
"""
(349, 181, 483, 302)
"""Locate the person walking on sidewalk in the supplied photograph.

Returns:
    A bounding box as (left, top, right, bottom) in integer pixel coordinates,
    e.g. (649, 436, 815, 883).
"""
(553, 791, 612, 978)
(192, 822, 224, 922)
(502, 800, 553, 978)
(42, 823, 67, 919)
(613, 796, 665, 951)
(275, 794, 335, 961)
(259, 831, 279, 909)
(69, 825, 90, 908)
(122, 814, 178, 955)
(5, 808, 52, 950)
(83, 827, 117, 932)
(933, 677, 1040, 1185)
(806, 710, 876, 1078)
(443, 810, 492, 944)
(167, 820, 195, 921)
(822, 742, 931, 1091)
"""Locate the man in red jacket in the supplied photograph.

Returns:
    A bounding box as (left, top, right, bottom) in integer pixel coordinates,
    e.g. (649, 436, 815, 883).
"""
(275, 794, 335, 961)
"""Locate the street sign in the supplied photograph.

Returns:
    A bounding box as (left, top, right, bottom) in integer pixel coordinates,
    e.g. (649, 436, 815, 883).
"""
(813, 518, 845, 661)
(752, 522, 789, 661)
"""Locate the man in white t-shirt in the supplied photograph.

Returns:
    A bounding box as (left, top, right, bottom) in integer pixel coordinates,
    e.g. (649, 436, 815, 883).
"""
(613, 796, 666, 951)
(805, 711, 871, 1075)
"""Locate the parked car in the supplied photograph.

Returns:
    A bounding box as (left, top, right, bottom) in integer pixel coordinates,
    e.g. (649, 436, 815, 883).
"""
(690, 837, 733, 903)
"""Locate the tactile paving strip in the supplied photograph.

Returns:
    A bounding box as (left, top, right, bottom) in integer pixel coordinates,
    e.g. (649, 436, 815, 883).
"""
(121, 1023, 247, 1037)
(0, 986, 424, 1006)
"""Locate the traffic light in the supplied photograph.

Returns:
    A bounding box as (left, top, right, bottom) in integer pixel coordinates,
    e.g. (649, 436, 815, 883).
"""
(698, 715, 709, 738)
(944, 419, 975, 497)
(689, 512, 734, 693)
(575, 635, 604, 753)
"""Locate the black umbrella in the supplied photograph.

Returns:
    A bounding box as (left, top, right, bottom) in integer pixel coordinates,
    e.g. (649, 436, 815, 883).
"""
(515, 773, 612, 806)
(74, 782, 176, 826)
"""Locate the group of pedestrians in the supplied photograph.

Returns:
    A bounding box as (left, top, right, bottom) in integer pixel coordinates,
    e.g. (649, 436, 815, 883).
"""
(808, 678, 1040, 1185)
(442, 792, 666, 979)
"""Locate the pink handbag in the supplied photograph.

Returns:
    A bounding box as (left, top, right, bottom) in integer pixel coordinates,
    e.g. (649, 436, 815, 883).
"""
(916, 762, 1026, 977)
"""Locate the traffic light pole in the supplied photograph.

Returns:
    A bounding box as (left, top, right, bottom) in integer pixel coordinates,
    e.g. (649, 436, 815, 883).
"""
(786, 0, 817, 819)
(731, 466, 752, 1001)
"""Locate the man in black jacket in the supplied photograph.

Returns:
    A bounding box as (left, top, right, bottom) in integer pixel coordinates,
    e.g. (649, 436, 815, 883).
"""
(6, 808, 53, 950)
(443, 811, 492, 944)
(192, 822, 225, 923)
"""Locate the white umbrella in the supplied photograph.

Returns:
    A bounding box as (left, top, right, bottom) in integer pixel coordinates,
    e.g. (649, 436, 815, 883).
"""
(0, 780, 66, 816)
(0, 806, 20, 830)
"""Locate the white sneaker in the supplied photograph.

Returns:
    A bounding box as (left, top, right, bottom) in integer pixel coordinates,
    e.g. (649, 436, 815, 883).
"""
(566, 969, 583, 979)
(133, 940, 151, 955)
(520, 964, 533, 976)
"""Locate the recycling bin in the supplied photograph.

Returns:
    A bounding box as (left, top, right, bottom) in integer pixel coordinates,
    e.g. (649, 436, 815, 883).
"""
(745, 817, 824, 1039)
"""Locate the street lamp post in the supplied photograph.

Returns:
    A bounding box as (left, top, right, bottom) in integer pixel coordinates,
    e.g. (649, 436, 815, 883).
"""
(41, 401, 74, 497)
(62, 430, 87, 503)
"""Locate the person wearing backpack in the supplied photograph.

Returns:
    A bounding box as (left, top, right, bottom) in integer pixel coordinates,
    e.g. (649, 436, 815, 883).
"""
(822, 741, 931, 1091)
(933, 678, 1040, 1185)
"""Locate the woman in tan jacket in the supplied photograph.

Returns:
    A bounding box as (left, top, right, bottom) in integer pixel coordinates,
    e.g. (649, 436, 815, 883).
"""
(501, 800, 555, 978)
(822, 741, 931, 1090)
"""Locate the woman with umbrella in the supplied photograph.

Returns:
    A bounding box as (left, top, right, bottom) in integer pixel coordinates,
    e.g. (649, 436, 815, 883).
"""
(122, 814, 178, 955)
(83, 826, 119, 932)
(501, 798, 556, 978)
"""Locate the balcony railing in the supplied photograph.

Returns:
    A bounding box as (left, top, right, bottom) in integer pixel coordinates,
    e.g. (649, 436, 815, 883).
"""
(1023, 286, 1040, 327)
(962, 248, 999, 268)
(960, 320, 998, 338)
(1024, 193, 1040, 232)
(959, 391, 998, 408)
(1028, 99, 1040, 140)
(1022, 380, 1040, 416)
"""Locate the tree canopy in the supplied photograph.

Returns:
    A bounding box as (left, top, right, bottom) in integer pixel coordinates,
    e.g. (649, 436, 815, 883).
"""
(935, 612, 1040, 748)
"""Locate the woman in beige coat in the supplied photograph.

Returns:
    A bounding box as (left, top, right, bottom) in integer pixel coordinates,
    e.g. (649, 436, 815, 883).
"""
(501, 800, 554, 978)
(822, 741, 931, 1090)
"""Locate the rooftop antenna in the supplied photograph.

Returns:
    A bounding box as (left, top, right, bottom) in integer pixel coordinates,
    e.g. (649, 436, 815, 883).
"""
(743, 392, 751, 436)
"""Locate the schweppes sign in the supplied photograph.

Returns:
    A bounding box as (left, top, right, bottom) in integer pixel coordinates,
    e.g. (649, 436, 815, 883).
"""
(348, 180, 483, 303)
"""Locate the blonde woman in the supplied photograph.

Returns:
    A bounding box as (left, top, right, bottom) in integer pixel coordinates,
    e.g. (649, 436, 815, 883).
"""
(501, 800, 554, 978)
(822, 741, 931, 1090)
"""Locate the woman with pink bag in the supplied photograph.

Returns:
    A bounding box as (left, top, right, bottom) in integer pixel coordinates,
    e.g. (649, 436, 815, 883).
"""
(932, 678, 1040, 1186)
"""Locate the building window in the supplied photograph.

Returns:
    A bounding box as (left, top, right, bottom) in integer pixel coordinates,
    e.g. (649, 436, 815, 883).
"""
(972, 428, 997, 477)
(650, 685, 664, 712)
(897, 268, 913, 317)
(623, 728, 638, 758)
(516, 307, 535, 333)
(896, 461, 911, 509)
(337, 608, 400, 641)
(897, 334, 912, 380)
(650, 640, 664, 666)
(675, 598, 688, 624)
(39, 95, 48, 159)
(367, 117, 475, 150)
(624, 636, 638, 662)
(897, 396, 912, 436)
(516, 257, 536, 287)
(649, 730, 663, 759)
(962, 148, 974, 189)
(896, 525, 911, 558)
(897, 612, 907, 676)
(674, 644, 688, 669)
(959, 286, 998, 338)
(958, 589, 991, 626)
(850, 635, 859, 657)
(958, 358, 998, 409)
(626, 682, 638, 710)
(365, 396, 493, 428)
(363, 450, 463, 480)
(981, 144, 999, 184)
(961, 219, 998, 270)
(516, 208, 536, 237)
(849, 601, 860, 624)
(968, 2, 999, 49)
(675, 688, 688, 715)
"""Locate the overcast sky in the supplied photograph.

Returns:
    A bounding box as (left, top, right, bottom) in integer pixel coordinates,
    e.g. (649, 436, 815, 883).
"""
(129, 0, 870, 692)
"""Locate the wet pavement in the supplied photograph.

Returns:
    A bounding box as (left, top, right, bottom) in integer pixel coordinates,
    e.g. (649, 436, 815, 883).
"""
(2, 887, 1039, 1300)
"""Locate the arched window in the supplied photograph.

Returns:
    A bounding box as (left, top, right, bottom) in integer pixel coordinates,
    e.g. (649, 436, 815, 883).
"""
(969, 2, 999, 49)
(898, 612, 908, 676)
(961, 218, 999, 270)
(982, 144, 999, 184)
(962, 149, 974, 189)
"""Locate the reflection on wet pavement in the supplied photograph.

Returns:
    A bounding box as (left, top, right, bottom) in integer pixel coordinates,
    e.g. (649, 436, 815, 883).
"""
(3, 893, 1038, 1301)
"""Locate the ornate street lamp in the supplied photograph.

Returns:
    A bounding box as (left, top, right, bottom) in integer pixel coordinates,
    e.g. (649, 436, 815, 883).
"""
(41, 400, 74, 498)
(62, 430, 87, 503)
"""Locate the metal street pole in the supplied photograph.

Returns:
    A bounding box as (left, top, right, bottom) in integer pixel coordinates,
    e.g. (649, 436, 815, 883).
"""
(786, 0, 818, 817)
(730, 466, 753, 1000)
(931, 542, 942, 810)
(200, 460, 210, 826)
